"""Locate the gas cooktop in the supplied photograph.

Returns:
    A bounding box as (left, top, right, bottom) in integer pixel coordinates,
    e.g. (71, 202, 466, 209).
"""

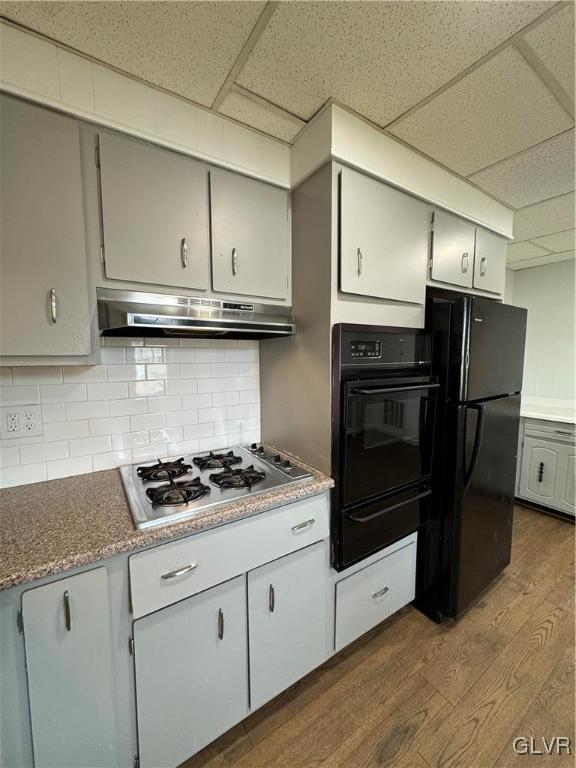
(120, 444, 313, 530)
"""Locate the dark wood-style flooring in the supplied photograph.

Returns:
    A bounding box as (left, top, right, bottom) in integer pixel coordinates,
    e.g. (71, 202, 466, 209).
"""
(182, 505, 575, 768)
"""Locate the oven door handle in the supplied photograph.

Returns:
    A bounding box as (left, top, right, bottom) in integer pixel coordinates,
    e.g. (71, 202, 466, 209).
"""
(345, 489, 431, 523)
(350, 383, 439, 395)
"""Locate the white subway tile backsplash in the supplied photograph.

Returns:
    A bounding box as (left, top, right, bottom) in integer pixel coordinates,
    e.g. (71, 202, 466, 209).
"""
(130, 412, 165, 432)
(0, 341, 259, 488)
(89, 416, 131, 436)
(87, 382, 129, 400)
(43, 421, 90, 442)
(40, 384, 87, 403)
(20, 441, 69, 464)
(69, 435, 112, 457)
(104, 336, 144, 347)
(65, 400, 109, 421)
(47, 456, 92, 480)
(12, 366, 62, 384)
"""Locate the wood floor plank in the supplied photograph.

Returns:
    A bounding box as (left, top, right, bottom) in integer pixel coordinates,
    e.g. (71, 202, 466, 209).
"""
(419, 601, 573, 768)
(492, 643, 575, 768)
(179, 724, 252, 768)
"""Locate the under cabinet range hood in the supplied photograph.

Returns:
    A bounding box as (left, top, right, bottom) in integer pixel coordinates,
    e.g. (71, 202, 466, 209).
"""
(97, 288, 295, 339)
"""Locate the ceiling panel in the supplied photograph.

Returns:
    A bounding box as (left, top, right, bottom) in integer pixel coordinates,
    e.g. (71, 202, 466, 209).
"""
(532, 228, 575, 253)
(468, 129, 575, 208)
(388, 46, 572, 176)
(218, 91, 304, 143)
(507, 240, 551, 262)
(523, 3, 575, 98)
(237, 1, 553, 125)
(0, 0, 265, 107)
(513, 192, 576, 240)
(507, 249, 575, 270)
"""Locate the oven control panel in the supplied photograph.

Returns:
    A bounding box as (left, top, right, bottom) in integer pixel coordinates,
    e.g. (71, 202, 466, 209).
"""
(350, 341, 381, 359)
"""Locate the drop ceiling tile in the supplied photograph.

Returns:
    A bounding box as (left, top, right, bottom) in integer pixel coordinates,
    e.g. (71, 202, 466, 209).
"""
(507, 240, 551, 262)
(0, 1, 266, 107)
(513, 192, 575, 240)
(532, 228, 575, 253)
(237, 1, 553, 125)
(524, 4, 575, 98)
(388, 47, 573, 176)
(219, 92, 304, 143)
(469, 129, 575, 208)
(507, 249, 575, 269)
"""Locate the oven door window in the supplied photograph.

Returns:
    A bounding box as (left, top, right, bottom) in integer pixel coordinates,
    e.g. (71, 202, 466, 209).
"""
(342, 384, 435, 507)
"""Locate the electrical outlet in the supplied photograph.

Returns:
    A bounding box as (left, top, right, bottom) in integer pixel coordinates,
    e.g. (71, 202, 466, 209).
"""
(1, 405, 43, 440)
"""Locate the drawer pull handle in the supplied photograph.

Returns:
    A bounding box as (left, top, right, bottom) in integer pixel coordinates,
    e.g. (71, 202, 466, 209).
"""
(291, 518, 315, 533)
(218, 608, 224, 640)
(50, 288, 58, 324)
(63, 590, 72, 631)
(461, 253, 469, 273)
(372, 586, 389, 599)
(181, 238, 188, 268)
(161, 563, 198, 580)
(357, 247, 363, 277)
(480, 256, 487, 277)
(269, 584, 275, 613)
(231, 247, 238, 276)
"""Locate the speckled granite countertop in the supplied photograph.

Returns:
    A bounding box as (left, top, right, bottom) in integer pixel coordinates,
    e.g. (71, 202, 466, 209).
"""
(0, 452, 333, 591)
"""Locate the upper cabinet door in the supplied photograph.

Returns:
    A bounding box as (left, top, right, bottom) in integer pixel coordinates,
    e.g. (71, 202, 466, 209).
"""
(0, 96, 91, 356)
(22, 568, 118, 768)
(473, 227, 506, 295)
(248, 542, 328, 710)
(98, 132, 210, 291)
(340, 167, 429, 304)
(430, 210, 475, 289)
(210, 168, 289, 300)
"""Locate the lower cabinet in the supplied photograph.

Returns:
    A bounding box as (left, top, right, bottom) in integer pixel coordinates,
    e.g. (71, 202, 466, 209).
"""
(519, 437, 560, 503)
(248, 542, 328, 709)
(21, 568, 118, 768)
(518, 422, 575, 516)
(133, 575, 248, 768)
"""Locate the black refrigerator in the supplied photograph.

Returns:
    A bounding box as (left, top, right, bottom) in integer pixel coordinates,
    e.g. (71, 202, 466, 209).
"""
(416, 287, 527, 621)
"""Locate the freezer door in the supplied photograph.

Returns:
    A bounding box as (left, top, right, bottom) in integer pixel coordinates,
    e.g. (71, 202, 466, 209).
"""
(452, 394, 521, 616)
(466, 298, 527, 401)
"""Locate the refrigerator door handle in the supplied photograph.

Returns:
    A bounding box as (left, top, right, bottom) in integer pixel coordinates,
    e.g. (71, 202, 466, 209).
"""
(464, 404, 485, 491)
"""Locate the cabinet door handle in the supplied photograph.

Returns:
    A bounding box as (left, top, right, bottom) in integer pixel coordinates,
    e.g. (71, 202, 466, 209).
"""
(461, 253, 469, 273)
(181, 238, 188, 268)
(231, 248, 238, 276)
(537, 461, 544, 483)
(357, 247, 363, 277)
(161, 562, 198, 580)
(269, 584, 275, 613)
(480, 256, 487, 277)
(372, 586, 389, 599)
(218, 608, 224, 640)
(50, 288, 58, 324)
(63, 590, 72, 631)
(291, 518, 315, 533)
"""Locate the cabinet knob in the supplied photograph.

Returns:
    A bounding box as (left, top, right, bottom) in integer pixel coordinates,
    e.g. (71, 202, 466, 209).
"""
(461, 253, 469, 273)
(231, 248, 238, 276)
(537, 461, 544, 483)
(181, 238, 188, 268)
(49, 288, 58, 324)
(269, 584, 275, 613)
(63, 590, 72, 632)
(357, 247, 363, 277)
(480, 256, 487, 277)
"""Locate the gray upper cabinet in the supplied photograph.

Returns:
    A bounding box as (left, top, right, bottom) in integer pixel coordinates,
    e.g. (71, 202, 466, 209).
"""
(430, 209, 476, 289)
(134, 575, 248, 768)
(339, 167, 429, 304)
(98, 132, 210, 291)
(22, 568, 118, 768)
(0, 96, 91, 356)
(473, 227, 507, 295)
(210, 168, 289, 300)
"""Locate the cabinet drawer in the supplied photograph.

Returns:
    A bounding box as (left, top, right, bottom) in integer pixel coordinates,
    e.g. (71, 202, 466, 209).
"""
(335, 535, 416, 651)
(129, 493, 329, 618)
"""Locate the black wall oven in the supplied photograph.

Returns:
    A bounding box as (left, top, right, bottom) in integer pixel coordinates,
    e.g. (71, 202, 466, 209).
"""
(332, 325, 437, 570)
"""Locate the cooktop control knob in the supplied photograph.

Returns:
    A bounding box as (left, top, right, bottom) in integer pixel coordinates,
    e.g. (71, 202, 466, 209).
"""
(274, 455, 282, 463)
(281, 460, 291, 469)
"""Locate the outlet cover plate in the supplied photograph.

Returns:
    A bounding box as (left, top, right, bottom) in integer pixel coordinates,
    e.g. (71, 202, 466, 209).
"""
(1, 405, 43, 440)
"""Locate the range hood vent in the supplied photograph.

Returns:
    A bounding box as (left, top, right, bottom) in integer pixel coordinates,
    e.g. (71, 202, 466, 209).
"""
(97, 289, 295, 339)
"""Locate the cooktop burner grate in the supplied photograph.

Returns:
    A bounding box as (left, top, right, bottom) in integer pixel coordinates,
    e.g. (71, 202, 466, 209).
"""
(137, 457, 192, 483)
(146, 477, 210, 506)
(209, 465, 266, 490)
(192, 450, 243, 471)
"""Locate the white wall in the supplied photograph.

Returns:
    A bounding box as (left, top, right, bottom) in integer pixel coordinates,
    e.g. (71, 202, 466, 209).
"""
(511, 260, 575, 401)
(0, 339, 260, 488)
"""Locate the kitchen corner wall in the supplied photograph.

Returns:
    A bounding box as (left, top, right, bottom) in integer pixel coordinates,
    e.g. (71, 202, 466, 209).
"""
(0, 339, 260, 488)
